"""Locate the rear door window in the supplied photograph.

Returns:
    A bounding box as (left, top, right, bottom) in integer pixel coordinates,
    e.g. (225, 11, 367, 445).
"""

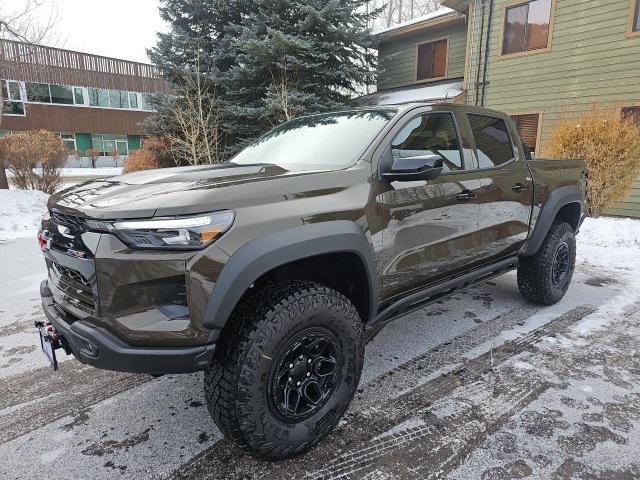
(391, 113, 463, 173)
(467, 114, 514, 168)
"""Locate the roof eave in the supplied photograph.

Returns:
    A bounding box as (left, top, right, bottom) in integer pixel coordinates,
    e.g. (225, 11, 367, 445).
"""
(440, 0, 470, 14)
(375, 12, 463, 42)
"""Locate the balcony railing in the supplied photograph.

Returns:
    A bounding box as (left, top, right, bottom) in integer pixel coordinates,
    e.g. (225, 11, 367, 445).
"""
(0, 39, 167, 93)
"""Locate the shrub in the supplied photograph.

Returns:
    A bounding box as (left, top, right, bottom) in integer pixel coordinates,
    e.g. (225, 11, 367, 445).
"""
(0, 130, 68, 194)
(85, 148, 101, 168)
(546, 111, 640, 217)
(123, 137, 173, 173)
(123, 148, 161, 173)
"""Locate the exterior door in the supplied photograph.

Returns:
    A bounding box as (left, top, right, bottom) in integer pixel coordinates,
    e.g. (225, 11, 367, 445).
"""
(375, 111, 484, 301)
(466, 114, 533, 262)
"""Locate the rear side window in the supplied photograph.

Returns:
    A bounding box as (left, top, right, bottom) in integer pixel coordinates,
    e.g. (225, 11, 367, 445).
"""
(467, 114, 514, 168)
(391, 113, 463, 172)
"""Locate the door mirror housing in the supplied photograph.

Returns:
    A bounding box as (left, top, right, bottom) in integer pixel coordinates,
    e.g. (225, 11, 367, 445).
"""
(380, 153, 444, 182)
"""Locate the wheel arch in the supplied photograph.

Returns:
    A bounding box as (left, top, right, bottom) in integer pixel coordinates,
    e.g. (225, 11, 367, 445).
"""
(520, 185, 584, 257)
(203, 221, 379, 334)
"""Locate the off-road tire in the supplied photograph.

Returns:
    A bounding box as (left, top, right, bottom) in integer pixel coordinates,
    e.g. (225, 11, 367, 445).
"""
(518, 221, 576, 305)
(204, 280, 364, 459)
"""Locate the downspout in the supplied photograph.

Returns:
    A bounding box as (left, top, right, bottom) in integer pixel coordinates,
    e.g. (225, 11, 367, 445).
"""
(480, 0, 495, 107)
(473, 0, 486, 106)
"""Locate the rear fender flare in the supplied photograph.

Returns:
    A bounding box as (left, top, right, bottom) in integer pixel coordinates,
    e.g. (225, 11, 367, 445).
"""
(203, 221, 379, 332)
(520, 185, 583, 257)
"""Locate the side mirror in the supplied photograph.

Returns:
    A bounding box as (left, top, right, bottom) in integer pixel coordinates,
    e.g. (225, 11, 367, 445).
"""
(381, 153, 444, 182)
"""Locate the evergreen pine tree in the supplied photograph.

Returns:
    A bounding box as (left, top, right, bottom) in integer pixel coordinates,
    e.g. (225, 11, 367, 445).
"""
(147, 0, 379, 161)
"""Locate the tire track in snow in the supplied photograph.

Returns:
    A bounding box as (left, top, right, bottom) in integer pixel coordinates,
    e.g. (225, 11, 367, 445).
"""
(169, 305, 592, 480)
(0, 360, 148, 444)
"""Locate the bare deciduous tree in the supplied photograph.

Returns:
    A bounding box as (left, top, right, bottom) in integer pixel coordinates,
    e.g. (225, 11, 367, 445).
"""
(0, 0, 59, 189)
(368, 0, 442, 29)
(161, 51, 223, 166)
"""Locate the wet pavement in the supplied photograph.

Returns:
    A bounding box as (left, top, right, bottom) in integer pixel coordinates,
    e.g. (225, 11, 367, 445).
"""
(0, 237, 638, 479)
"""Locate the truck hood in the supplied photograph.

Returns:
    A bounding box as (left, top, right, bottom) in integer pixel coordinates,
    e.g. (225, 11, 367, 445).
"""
(48, 163, 360, 220)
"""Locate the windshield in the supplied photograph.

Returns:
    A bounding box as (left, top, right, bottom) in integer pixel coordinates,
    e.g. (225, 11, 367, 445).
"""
(231, 109, 397, 171)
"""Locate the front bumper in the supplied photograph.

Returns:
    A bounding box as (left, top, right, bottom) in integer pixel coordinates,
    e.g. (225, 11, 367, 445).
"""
(40, 280, 215, 375)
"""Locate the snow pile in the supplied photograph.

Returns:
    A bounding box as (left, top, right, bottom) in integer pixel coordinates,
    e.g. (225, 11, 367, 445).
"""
(0, 190, 49, 241)
(59, 167, 122, 177)
(6, 167, 122, 178)
(375, 8, 455, 35)
(363, 81, 464, 106)
(573, 216, 640, 335)
(577, 216, 640, 271)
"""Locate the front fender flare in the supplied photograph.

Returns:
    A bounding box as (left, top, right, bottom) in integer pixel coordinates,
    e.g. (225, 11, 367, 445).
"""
(203, 221, 379, 332)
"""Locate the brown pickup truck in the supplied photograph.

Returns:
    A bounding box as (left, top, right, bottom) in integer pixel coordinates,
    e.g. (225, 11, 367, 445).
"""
(37, 103, 587, 459)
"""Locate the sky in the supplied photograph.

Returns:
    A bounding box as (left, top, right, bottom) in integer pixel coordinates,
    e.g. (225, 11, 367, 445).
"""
(20, 0, 167, 64)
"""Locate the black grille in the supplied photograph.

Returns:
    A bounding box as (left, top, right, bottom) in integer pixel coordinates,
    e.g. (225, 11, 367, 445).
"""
(50, 211, 86, 230)
(50, 263, 96, 314)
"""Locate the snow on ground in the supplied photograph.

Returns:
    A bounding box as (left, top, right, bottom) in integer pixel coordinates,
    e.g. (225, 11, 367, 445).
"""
(0, 190, 49, 241)
(6, 167, 122, 177)
(573, 216, 640, 334)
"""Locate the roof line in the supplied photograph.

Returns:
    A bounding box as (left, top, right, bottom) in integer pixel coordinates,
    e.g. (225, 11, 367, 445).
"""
(374, 8, 462, 39)
(0, 38, 156, 68)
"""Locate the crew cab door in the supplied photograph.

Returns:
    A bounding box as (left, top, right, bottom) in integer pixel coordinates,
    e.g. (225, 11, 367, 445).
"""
(464, 113, 533, 262)
(374, 109, 484, 301)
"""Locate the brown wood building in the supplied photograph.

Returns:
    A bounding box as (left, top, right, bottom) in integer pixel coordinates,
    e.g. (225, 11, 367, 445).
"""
(0, 39, 168, 156)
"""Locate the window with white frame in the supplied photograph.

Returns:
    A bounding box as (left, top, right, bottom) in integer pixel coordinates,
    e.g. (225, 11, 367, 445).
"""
(91, 134, 129, 156)
(16, 80, 151, 111)
(58, 133, 77, 151)
(2, 80, 25, 115)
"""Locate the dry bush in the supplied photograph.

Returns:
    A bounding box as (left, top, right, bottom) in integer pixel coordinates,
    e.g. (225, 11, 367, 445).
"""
(85, 148, 101, 168)
(123, 148, 160, 173)
(546, 111, 640, 216)
(123, 137, 173, 173)
(0, 130, 68, 194)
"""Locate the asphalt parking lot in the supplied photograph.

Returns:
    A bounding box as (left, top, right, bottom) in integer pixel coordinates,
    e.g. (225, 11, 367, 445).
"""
(1, 228, 639, 479)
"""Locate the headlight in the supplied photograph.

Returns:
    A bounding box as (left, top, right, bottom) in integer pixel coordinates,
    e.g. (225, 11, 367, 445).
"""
(101, 211, 234, 250)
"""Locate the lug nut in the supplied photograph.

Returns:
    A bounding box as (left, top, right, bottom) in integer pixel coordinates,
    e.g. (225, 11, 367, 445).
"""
(296, 381, 301, 386)
(288, 377, 292, 382)
(306, 372, 311, 377)
(299, 355, 304, 360)
(289, 363, 294, 369)
(308, 359, 312, 364)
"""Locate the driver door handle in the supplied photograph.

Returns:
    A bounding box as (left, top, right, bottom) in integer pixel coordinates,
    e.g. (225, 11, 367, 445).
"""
(512, 183, 528, 193)
(456, 190, 476, 202)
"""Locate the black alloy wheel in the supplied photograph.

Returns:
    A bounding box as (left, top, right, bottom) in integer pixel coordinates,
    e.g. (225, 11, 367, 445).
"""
(270, 329, 340, 421)
(551, 242, 570, 287)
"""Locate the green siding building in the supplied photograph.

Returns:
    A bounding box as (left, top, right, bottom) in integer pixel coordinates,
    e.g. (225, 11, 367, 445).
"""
(375, 0, 640, 217)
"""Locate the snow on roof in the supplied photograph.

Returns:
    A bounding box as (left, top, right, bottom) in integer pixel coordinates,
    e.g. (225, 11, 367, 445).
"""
(374, 7, 456, 35)
(358, 80, 464, 106)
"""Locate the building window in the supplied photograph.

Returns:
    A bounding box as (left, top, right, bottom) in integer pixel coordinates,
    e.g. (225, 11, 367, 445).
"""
(468, 114, 514, 168)
(416, 38, 448, 81)
(25, 82, 52, 103)
(50, 84, 74, 105)
(631, 0, 640, 33)
(2, 80, 25, 115)
(128, 92, 139, 109)
(58, 133, 77, 151)
(74, 87, 85, 105)
(92, 134, 129, 156)
(502, 0, 553, 56)
(622, 107, 640, 127)
(88, 88, 110, 108)
(510, 113, 540, 154)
